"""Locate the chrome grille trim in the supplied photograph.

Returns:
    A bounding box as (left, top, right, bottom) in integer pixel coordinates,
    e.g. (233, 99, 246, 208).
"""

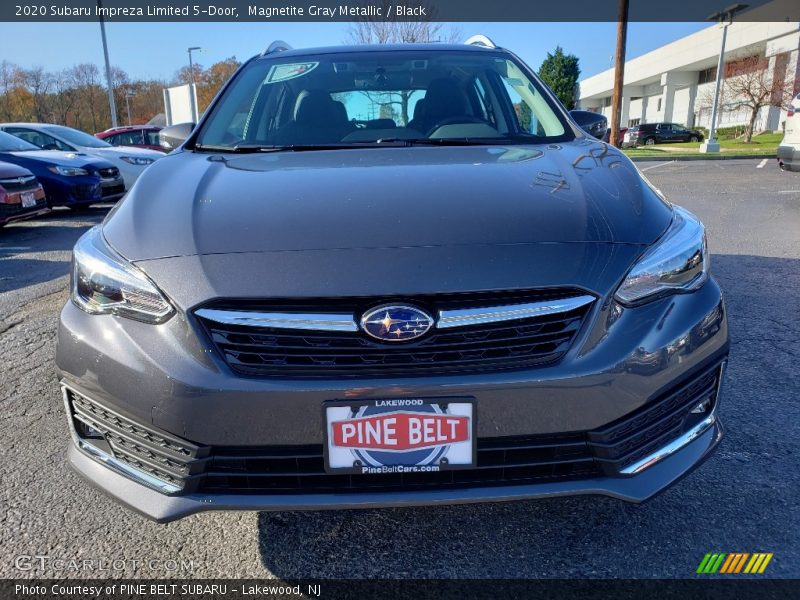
(195, 294, 595, 334)
(436, 295, 595, 329)
(195, 308, 359, 332)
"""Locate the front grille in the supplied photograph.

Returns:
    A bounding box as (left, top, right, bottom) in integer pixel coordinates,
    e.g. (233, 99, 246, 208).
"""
(0, 175, 38, 192)
(64, 360, 724, 495)
(196, 290, 594, 378)
(74, 183, 100, 200)
(100, 182, 125, 198)
(98, 167, 120, 179)
(200, 435, 600, 494)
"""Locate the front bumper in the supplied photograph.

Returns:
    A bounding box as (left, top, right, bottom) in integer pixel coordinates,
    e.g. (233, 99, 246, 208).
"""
(56, 279, 729, 521)
(778, 145, 800, 172)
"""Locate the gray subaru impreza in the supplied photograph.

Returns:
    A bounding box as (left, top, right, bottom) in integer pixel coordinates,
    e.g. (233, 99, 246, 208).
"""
(56, 39, 728, 522)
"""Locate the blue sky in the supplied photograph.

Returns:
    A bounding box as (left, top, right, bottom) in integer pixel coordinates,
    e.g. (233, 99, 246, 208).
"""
(0, 21, 708, 82)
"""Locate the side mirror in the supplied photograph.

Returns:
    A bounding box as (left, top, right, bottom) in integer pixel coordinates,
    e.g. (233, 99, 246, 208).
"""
(158, 122, 195, 151)
(569, 110, 608, 140)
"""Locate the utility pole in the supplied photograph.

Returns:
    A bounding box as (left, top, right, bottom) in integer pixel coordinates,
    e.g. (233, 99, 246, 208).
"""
(609, 0, 629, 148)
(97, 0, 117, 128)
(700, 4, 748, 153)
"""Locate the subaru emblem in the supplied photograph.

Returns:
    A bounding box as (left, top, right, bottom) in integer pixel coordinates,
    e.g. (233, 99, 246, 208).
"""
(360, 305, 434, 342)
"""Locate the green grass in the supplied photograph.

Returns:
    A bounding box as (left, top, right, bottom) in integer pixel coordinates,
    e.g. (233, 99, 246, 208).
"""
(622, 132, 782, 158)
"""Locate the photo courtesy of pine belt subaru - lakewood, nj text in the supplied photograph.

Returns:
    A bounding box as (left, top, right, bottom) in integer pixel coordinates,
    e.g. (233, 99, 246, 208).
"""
(56, 37, 729, 522)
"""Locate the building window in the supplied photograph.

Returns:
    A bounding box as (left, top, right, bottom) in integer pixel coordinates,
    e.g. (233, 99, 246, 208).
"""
(602, 97, 612, 107)
(628, 118, 641, 127)
(698, 66, 717, 85)
(657, 97, 662, 112)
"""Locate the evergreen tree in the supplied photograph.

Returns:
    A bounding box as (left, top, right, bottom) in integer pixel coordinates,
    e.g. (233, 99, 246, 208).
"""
(538, 47, 581, 109)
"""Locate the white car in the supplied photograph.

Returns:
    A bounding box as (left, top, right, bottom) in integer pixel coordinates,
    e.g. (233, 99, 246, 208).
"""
(778, 93, 800, 172)
(0, 123, 163, 189)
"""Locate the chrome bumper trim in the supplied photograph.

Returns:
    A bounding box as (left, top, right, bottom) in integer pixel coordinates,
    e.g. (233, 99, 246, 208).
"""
(436, 294, 595, 329)
(620, 414, 716, 475)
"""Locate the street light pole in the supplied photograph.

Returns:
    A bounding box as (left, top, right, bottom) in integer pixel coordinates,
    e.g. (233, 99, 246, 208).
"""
(700, 3, 748, 153)
(187, 47, 201, 123)
(97, 0, 118, 128)
(125, 91, 135, 126)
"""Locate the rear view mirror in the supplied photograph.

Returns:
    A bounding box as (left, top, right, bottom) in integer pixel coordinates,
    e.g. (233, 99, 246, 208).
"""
(569, 110, 608, 140)
(158, 122, 195, 151)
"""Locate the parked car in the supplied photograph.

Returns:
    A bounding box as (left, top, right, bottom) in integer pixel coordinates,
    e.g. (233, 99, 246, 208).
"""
(57, 39, 728, 522)
(0, 161, 48, 226)
(622, 122, 704, 147)
(96, 125, 165, 152)
(0, 131, 124, 208)
(0, 123, 163, 188)
(777, 93, 800, 171)
(569, 110, 608, 140)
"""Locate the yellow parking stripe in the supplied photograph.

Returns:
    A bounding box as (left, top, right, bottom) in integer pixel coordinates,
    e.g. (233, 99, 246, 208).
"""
(758, 554, 773, 574)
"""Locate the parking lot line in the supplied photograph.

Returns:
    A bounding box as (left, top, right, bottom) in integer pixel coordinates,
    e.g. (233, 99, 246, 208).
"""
(757, 159, 768, 169)
(639, 160, 676, 172)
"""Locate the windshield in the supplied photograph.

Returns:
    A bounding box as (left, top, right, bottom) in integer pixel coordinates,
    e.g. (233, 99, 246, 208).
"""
(45, 125, 111, 148)
(195, 49, 572, 149)
(0, 131, 40, 152)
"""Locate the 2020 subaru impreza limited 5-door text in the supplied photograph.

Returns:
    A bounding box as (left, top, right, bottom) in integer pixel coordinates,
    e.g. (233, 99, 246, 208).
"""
(56, 40, 729, 522)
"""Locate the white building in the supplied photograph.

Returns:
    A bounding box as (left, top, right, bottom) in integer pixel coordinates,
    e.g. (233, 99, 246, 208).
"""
(577, 13, 800, 132)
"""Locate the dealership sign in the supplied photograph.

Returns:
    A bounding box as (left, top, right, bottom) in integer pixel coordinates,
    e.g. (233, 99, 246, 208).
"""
(324, 398, 475, 474)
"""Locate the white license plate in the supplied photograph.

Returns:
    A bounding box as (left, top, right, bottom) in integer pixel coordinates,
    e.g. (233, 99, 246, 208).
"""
(324, 398, 476, 474)
(623, 133, 631, 142)
(21, 191, 36, 208)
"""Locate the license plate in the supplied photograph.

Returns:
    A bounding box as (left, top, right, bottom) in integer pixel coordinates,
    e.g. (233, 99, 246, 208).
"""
(21, 191, 36, 208)
(623, 133, 630, 142)
(323, 398, 476, 475)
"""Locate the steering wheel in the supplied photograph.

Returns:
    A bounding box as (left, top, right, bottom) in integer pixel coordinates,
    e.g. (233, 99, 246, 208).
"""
(427, 115, 486, 136)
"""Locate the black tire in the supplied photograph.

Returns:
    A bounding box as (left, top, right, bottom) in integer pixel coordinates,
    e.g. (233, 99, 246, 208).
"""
(689, 135, 699, 142)
(644, 137, 656, 146)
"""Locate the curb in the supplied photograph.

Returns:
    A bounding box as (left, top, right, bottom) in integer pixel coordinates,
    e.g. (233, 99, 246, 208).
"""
(628, 154, 775, 162)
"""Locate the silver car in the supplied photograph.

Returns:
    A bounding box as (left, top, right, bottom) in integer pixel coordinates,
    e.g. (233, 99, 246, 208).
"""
(57, 40, 728, 522)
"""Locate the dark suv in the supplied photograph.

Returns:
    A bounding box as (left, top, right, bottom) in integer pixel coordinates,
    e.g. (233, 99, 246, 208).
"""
(57, 39, 728, 522)
(623, 123, 704, 147)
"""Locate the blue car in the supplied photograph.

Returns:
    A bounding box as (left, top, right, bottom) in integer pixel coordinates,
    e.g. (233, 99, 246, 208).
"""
(0, 131, 125, 207)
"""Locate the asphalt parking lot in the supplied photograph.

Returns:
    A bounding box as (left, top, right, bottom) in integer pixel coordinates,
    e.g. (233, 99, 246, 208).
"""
(1, 158, 798, 579)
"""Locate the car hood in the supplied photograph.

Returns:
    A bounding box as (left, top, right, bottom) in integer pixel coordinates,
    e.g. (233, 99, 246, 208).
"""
(87, 146, 164, 160)
(0, 160, 33, 178)
(5, 150, 114, 168)
(105, 141, 672, 264)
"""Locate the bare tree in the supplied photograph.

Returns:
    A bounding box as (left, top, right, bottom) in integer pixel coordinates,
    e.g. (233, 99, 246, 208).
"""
(697, 52, 796, 142)
(51, 68, 77, 126)
(71, 63, 103, 132)
(0, 61, 26, 121)
(345, 6, 461, 124)
(25, 67, 51, 122)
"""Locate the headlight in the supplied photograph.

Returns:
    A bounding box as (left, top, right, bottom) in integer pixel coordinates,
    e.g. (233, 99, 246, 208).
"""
(615, 206, 709, 304)
(119, 156, 155, 166)
(48, 165, 88, 176)
(71, 226, 174, 323)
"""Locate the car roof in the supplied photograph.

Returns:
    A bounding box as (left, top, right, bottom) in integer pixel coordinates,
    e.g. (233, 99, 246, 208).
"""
(253, 43, 506, 60)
